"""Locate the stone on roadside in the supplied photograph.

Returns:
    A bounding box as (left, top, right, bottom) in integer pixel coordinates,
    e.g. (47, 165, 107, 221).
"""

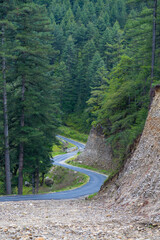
(25, 181, 30, 187)
(35, 238, 45, 240)
(44, 177, 53, 187)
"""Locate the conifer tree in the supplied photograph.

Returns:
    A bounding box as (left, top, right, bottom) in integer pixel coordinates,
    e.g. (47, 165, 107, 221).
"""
(62, 35, 77, 113)
(0, 0, 15, 195)
(88, 51, 106, 88)
(10, 0, 59, 194)
(151, 0, 157, 88)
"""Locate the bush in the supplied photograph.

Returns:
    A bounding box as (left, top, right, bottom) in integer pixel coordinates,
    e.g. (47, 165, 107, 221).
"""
(59, 126, 88, 143)
(0, 181, 5, 195)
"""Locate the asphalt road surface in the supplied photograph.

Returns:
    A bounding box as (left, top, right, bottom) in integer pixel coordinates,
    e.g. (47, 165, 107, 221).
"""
(0, 136, 107, 202)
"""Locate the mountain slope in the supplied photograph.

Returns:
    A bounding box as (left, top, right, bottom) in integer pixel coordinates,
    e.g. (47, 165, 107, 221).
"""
(100, 86, 160, 224)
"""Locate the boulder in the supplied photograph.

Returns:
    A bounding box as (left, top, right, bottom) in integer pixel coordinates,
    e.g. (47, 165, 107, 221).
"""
(44, 177, 53, 187)
(24, 181, 30, 187)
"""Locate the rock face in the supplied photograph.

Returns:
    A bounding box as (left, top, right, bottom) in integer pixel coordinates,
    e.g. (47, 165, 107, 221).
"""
(102, 86, 160, 223)
(77, 127, 113, 170)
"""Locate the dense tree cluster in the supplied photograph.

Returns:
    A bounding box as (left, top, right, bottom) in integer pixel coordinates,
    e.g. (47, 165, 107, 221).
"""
(0, 0, 159, 194)
(0, 0, 60, 195)
(42, 0, 159, 165)
(46, 0, 128, 118)
(88, 0, 159, 164)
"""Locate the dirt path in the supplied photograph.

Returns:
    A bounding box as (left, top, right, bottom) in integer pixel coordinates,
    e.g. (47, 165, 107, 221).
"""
(0, 198, 159, 240)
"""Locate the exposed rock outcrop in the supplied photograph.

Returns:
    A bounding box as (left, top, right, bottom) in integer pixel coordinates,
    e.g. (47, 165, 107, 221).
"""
(101, 86, 160, 224)
(77, 127, 113, 170)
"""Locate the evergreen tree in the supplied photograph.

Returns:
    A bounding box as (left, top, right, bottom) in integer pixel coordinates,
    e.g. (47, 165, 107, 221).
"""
(51, 24, 65, 54)
(0, 0, 15, 195)
(105, 21, 124, 69)
(10, 0, 60, 194)
(62, 35, 77, 113)
(87, 0, 160, 165)
(87, 51, 106, 88)
(151, 0, 157, 88)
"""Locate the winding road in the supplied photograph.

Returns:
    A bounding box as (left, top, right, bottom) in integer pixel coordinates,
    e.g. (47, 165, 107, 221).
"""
(0, 136, 107, 202)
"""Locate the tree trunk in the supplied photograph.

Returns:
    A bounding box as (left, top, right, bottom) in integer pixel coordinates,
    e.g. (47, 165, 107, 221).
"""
(40, 172, 45, 186)
(35, 167, 39, 194)
(2, 25, 11, 195)
(151, 0, 157, 88)
(18, 76, 25, 195)
(32, 172, 35, 194)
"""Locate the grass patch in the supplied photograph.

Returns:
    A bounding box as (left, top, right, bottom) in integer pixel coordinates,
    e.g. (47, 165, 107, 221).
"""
(0, 181, 5, 195)
(52, 138, 77, 157)
(87, 192, 98, 200)
(66, 157, 112, 176)
(52, 141, 64, 157)
(16, 166, 89, 195)
(59, 126, 88, 143)
(66, 141, 76, 148)
(39, 166, 89, 193)
(103, 169, 119, 185)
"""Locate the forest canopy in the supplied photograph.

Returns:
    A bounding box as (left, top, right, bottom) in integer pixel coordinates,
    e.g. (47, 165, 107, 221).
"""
(0, 0, 159, 194)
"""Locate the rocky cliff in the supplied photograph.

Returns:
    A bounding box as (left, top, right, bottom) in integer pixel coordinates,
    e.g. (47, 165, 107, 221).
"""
(77, 127, 113, 170)
(100, 86, 160, 224)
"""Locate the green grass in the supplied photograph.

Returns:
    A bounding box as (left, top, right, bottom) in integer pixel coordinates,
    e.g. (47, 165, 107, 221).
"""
(103, 169, 119, 184)
(52, 142, 64, 157)
(66, 141, 76, 148)
(52, 138, 77, 157)
(59, 126, 88, 143)
(38, 166, 90, 194)
(66, 157, 112, 176)
(0, 181, 5, 195)
(87, 192, 98, 200)
(14, 165, 89, 195)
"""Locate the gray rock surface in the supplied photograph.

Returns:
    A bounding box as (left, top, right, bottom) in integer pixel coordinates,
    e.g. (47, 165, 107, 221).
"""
(77, 127, 113, 170)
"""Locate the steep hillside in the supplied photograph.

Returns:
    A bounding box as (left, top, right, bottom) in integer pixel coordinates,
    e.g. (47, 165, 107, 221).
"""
(100, 86, 160, 224)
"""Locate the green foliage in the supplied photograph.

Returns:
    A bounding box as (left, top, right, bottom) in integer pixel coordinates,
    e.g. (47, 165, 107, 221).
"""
(52, 139, 76, 157)
(39, 0, 129, 116)
(43, 166, 89, 193)
(0, 0, 159, 194)
(0, 0, 61, 194)
(0, 181, 5, 195)
(12, 165, 89, 194)
(64, 111, 91, 134)
(87, 192, 98, 200)
(89, 54, 150, 162)
(59, 126, 88, 143)
(87, 0, 159, 166)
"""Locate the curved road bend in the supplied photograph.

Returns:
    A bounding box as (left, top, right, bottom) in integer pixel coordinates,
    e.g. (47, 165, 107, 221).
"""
(0, 136, 107, 202)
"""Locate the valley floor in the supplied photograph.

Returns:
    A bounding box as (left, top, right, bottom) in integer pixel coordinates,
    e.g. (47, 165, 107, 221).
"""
(0, 198, 159, 240)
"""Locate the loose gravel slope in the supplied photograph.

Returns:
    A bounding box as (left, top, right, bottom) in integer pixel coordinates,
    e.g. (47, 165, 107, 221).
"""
(0, 199, 159, 240)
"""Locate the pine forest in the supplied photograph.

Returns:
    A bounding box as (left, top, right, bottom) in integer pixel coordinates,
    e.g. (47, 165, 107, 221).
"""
(0, 0, 159, 195)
